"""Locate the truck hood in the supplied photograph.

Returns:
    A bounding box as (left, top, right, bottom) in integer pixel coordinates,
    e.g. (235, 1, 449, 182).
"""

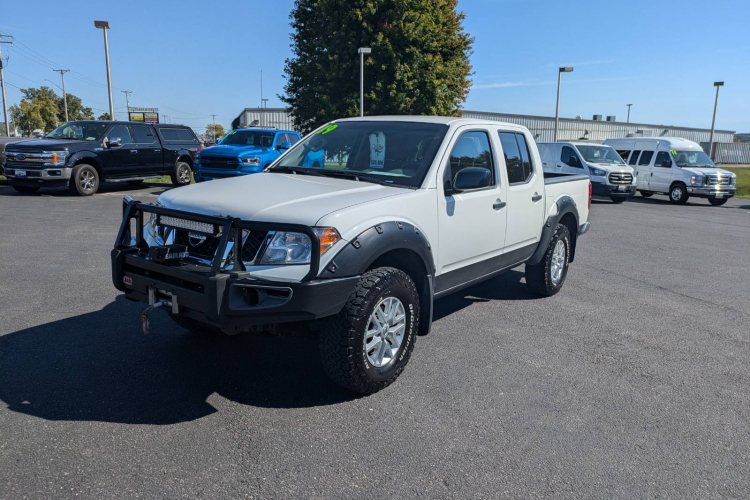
(683, 167, 735, 176)
(157, 172, 410, 226)
(202, 144, 265, 157)
(3, 138, 77, 150)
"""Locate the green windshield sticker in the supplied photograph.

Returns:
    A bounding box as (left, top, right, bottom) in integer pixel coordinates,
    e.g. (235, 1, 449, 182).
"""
(229, 130, 237, 135)
(671, 150, 678, 156)
(318, 124, 338, 135)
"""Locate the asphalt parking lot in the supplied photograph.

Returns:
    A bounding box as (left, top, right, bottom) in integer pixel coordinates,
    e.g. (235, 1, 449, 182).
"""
(1, 183, 748, 499)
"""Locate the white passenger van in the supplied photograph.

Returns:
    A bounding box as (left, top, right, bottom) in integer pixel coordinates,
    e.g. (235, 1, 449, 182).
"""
(604, 137, 737, 205)
(538, 141, 636, 203)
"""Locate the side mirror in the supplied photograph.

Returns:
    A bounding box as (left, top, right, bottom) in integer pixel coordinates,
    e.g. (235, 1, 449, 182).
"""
(278, 142, 293, 150)
(107, 137, 122, 148)
(450, 167, 492, 193)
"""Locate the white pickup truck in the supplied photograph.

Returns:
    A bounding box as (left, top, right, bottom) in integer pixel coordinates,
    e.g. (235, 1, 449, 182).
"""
(112, 116, 591, 394)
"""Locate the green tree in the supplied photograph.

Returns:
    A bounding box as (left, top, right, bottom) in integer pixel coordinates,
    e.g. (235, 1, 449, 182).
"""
(9, 100, 44, 136)
(97, 112, 111, 120)
(205, 123, 226, 142)
(280, 0, 474, 133)
(17, 86, 60, 130)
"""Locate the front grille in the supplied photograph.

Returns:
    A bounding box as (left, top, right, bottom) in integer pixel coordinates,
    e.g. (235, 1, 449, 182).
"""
(609, 172, 633, 184)
(173, 229, 223, 262)
(241, 230, 269, 264)
(706, 176, 730, 186)
(200, 156, 239, 170)
(5, 160, 45, 170)
(5, 146, 43, 155)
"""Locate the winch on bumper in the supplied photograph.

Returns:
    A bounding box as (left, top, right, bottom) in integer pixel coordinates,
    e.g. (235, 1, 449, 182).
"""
(111, 198, 358, 333)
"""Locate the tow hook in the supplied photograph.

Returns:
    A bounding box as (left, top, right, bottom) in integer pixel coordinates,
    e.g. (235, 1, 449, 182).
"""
(141, 288, 179, 335)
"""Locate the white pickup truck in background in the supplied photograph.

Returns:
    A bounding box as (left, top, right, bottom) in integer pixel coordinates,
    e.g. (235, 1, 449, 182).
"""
(112, 116, 592, 394)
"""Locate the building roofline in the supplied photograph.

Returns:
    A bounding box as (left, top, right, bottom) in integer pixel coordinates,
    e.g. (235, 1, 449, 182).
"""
(462, 110, 735, 135)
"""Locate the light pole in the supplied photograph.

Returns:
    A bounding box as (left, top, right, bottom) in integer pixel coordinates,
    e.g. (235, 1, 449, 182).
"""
(210, 114, 217, 143)
(53, 69, 70, 122)
(626, 103, 633, 123)
(708, 81, 724, 159)
(358, 47, 372, 117)
(554, 66, 573, 142)
(94, 21, 115, 120)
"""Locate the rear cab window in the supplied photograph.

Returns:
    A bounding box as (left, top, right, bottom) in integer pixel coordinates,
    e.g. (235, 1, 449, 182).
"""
(157, 127, 198, 143)
(498, 131, 533, 184)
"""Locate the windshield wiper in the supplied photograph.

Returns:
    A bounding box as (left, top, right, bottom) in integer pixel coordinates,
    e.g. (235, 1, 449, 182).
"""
(317, 169, 411, 188)
(272, 166, 326, 177)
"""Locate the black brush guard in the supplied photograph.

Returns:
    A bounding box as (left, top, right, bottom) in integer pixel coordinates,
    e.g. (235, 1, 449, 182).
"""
(111, 198, 358, 330)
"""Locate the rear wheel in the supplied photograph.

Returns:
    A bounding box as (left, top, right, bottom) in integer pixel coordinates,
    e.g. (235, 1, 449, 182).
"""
(319, 267, 419, 394)
(170, 161, 192, 187)
(640, 191, 654, 198)
(669, 183, 689, 204)
(69, 164, 100, 196)
(708, 197, 728, 206)
(610, 196, 627, 204)
(11, 184, 40, 194)
(525, 223, 571, 297)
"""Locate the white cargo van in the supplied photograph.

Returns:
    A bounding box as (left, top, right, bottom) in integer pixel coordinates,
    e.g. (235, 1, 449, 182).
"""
(538, 141, 636, 203)
(604, 137, 737, 205)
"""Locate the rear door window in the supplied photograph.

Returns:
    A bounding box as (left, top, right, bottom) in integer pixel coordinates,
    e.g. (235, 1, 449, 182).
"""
(498, 131, 533, 184)
(628, 150, 641, 165)
(638, 151, 654, 166)
(130, 124, 156, 144)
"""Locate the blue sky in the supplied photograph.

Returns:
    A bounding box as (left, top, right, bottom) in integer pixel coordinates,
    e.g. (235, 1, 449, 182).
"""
(2, 0, 748, 133)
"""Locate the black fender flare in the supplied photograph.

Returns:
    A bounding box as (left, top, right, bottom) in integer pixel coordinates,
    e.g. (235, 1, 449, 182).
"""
(527, 196, 579, 266)
(69, 151, 103, 173)
(174, 149, 194, 166)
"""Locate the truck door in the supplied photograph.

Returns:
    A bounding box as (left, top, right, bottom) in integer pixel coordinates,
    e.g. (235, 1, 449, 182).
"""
(128, 124, 163, 176)
(101, 124, 138, 177)
(498, 130, 546, 254)
(651, 151, 674, 192)
(436, 128, 507, 288)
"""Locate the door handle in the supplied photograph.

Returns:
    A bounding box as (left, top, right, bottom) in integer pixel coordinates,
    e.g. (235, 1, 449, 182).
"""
(155, 149, 161, 153)
(130, 150, 138, 154)
(493, 200, 506, 210)
(532, 193, 542, 202)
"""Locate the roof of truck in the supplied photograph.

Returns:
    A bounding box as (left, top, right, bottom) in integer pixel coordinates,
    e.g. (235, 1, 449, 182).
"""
(335, 115, 519, 127)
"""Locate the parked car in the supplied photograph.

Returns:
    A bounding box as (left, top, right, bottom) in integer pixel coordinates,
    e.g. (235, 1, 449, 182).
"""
(193, 128, 301, 182)
(604, 137, 737, 205)
(1, 136, 30, 176)
(538, 141, 636, 203)
(2, 121, 200, 196)
(112, 116, 592, 394)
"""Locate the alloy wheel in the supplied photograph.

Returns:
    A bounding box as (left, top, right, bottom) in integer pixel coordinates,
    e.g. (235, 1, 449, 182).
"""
(364, 296, 406, 368)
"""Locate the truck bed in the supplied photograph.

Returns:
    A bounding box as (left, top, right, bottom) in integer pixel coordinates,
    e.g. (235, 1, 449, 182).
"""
(543, 172, 590, 225)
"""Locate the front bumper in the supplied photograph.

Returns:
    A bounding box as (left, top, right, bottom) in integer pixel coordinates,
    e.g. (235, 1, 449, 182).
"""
(112, 199, 356, 332)
(3, 166, 73, 184)
(686, 186, 735, 198)
(591, 181, 636, 197)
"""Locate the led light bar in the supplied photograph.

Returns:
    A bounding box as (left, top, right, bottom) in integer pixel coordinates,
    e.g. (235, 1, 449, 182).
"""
(158, 216, 216, 235)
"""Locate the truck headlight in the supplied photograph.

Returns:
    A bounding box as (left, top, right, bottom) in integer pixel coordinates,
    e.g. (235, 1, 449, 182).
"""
(588, 167, 606, 177)
(691, 175, 703, 186)
(730, 176, 736, 186)
(42, 151, 69, 166)
(259, 228, 340, 265)
(241, 157, 261, 165)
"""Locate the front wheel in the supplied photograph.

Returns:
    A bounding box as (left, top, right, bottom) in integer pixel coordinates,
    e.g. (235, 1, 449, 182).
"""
(525, 223, 571, 297)
(669, 183, 689, 204)
(170, 161, 192, 187)
(319, 267, 419, 395)
(11, 184, 40, 194)
(69, 164, 100, 196)
(708, 197, 728, 206)
(610, 196, 627, 204)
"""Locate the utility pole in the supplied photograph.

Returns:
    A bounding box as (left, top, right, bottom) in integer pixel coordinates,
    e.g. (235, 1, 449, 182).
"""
(260, 70, 263, 127)
(210, 114, 217, 143)
(53, 69, 70, 122)
(626, 104, 633, 123)
(0, 33, 13, 136)
(121, 90, 132, 113)
(94, 21, 115, 120)
(708, 82, 724, 160)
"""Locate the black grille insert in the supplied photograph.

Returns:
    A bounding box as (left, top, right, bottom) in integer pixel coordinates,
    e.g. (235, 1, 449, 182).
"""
(201, 156, 239, 170)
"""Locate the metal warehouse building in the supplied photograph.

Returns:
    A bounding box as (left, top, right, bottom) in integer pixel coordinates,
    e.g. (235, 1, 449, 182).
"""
(233, 107, 736, 147)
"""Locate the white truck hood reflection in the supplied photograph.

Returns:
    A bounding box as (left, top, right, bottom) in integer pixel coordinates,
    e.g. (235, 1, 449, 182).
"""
(157, 172, 409, 226)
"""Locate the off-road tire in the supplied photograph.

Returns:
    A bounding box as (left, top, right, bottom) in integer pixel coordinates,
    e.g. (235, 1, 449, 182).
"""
(169, 314, 221, 335)
(525, 223, 571, 297)
(708, 197, 728, 206)
(640, 191, 654, 198)
(610, 196, 627, 204)
(669, 183, 689, 204)
(319, 267, 419, 395)
(170, 161, 192, 187)
(11, 184, 40, 194)
(69, 163, 100, 196)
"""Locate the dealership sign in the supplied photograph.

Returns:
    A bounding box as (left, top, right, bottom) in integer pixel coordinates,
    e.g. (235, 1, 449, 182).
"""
(128, 107, 159, 123)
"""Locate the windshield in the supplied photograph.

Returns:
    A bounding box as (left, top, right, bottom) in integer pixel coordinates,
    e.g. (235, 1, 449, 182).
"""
(673, 150, 715, 168)
(46, 122, 108, 141)
(576, 145, 625, 164)
(220, 130, 275, 147)
(271, 121, 449, 188)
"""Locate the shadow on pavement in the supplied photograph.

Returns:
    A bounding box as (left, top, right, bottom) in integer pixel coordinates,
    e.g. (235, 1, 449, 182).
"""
(0, 181, 171, 197)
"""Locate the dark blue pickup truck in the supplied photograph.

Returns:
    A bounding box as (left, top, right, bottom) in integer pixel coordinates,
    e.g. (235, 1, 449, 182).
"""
(194, 128, 302, 182)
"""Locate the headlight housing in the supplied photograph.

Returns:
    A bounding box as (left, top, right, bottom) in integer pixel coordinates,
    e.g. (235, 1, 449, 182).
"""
(588, 167, 606, 177)
(691, 175, 703, 186)
(241, 157, 261, 166)
(258, 228, 340, 265)
(42, 150, 69, 166)
(730, 176, 736, 186)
